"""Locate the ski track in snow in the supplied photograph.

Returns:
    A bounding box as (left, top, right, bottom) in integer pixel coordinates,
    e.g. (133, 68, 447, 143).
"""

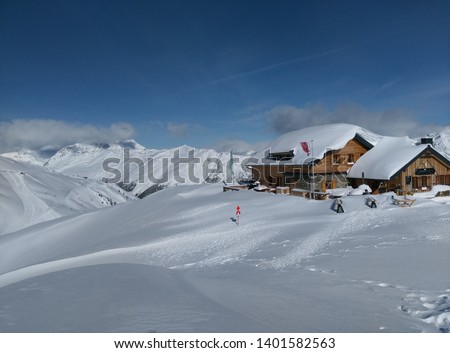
(266, 208, 394, 269)
(260, 200, 450, 332)
(2, 171, 59, 233)
(136, 220, 281, 269)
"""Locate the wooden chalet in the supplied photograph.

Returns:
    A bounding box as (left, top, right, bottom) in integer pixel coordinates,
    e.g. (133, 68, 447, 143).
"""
(347, 137, 450, 193)
(249, 124, 450, 195)
(249, 124, 376, 193)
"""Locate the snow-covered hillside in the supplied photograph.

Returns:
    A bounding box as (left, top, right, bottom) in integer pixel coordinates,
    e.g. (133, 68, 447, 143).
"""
(0, 183, 448, 332)
(3, 140, 250, 198)
(2, 149, 49, 166)
(0, 156, 135, 235)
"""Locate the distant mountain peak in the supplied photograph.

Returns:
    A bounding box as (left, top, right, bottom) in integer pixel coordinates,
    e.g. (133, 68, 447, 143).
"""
(49, 139, 148, 156)
(117, 139, 146, 150)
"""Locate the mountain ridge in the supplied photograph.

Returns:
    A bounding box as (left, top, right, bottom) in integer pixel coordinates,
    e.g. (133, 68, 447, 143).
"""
(2, 125, 449, 198)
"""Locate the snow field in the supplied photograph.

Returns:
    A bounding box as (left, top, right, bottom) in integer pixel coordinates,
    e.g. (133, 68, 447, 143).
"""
(0, 183, 449, 332)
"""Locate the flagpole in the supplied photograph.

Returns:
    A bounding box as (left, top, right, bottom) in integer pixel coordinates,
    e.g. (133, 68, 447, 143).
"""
(311, 139, 314, 200)
(230, 151, 234, 185)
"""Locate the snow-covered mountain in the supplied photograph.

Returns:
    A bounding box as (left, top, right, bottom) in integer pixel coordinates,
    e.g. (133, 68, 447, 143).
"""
(429, 125, 450, 158)
(0, 183, 448, 332)
(0, 156, 135, 235)
(3, 140, 251, 198)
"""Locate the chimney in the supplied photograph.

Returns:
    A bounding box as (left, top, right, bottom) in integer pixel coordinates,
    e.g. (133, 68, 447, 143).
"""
(420, 137, 433, 146)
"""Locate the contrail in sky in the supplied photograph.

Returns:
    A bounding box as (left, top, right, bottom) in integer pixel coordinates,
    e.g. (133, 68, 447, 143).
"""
(183, 45, 350, 93)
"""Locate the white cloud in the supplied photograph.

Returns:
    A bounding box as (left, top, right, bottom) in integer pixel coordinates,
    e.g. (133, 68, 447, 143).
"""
(211, 139, 270, 154)
(266, 102, 444, 137)
(0, 119, 134, 153)
(166, 122, 190, 137)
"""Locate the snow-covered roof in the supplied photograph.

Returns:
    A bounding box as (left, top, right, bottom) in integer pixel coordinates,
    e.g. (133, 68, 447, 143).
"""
(253, 123, 379, 165)
(347, 136, 432, 180)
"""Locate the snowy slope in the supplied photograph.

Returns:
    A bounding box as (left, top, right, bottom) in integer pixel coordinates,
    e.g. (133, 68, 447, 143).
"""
(0, 156, 135, 235)
(1, 149, 48, 166)
(0, 183, 449, 332)
(39, 141, 250, 197)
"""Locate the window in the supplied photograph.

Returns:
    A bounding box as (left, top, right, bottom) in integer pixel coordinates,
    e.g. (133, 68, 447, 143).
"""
(268, 150, 294, 161)
(347, 154, 355, 164)
(333, 154, 340, 165)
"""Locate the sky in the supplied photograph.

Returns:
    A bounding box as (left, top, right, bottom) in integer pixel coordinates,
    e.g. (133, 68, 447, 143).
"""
(0, 0, 449, 153)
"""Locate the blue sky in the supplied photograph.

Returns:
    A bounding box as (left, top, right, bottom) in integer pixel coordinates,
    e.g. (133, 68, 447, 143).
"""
(0, 0, 449, 152)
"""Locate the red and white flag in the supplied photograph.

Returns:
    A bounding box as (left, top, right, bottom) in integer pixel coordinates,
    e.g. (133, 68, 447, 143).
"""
(300, 142, 310, 156)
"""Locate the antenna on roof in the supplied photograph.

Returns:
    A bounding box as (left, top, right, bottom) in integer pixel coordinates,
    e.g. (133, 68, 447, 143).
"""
(311, 139, 314, 200)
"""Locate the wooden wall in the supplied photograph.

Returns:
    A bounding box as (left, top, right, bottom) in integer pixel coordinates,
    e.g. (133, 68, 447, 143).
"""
(401, 152, 450, 191)
(314, 139, 369, 174)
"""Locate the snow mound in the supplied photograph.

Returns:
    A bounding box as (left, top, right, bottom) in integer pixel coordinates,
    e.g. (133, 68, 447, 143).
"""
(357, 184, 373, 193)
(330, 188, 351, 197)
(349, 188, 364, 196)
